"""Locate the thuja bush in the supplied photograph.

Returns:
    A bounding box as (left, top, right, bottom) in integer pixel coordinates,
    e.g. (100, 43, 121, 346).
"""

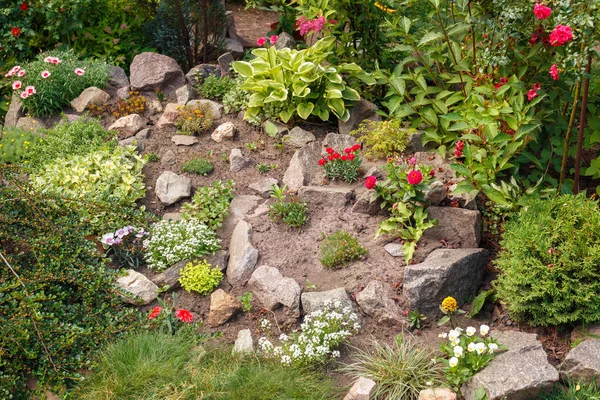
(0, 166, 138, 398)
(495, 194, 600, 326)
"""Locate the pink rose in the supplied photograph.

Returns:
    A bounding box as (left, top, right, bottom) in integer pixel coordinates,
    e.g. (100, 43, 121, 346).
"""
(256, 37, 267, 46)
(533, 4, 552, 20)
(269, 35, 278, 44)
(549, 25, 573, 47)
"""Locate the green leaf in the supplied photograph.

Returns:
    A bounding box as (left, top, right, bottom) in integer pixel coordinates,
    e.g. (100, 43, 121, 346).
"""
(341, 87, 360, 101)
(481, 185, 510, 206)
(469, 289, 495, 318)
(264, 121, 278, 137)
(418, 31, 444, 47)
(400, 16, 412, 34)
(437, 315, 451, 326)
(296, 102, 315, 120)
(231, 61, 254, 78)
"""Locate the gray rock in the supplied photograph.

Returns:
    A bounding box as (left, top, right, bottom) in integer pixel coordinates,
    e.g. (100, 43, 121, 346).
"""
(16, 116, 46, 131)
(344, 377, 377, 400)
(249, 178, 279, 198)
(323, 133, 356, 152)
(211, 121, 236, 142)
(118, 137, 144, 152)
(4, 93, 22, 128)
(423, 206, 482, 248)
(156, 103, 180, 129)
(233, 329, 254, 354)
(384, 243, 404, 257)
(282, 142, 322, 191)
(208, 289, 242, 327)
(155, 171, 192, 205)
(136, 128, 152, 140)
(116, 86, 130, 100)
(185, 64, 220, 87)
(297, 186, 355, 207)
(405, 131, 429, 154)
(147, 99, 164, 114)
(301, 287, 354, 315)
(106, 65, 129, 90)
(161, 150, 177, 166)
(403, 248, 489, 316)
(172, 135, 199, 146)
(338, 99, 380, 136)
(108, 114, 147, 138)
(219, 195, 262, 240)
(116, 269, 159, 305)
(130, 52, 186, 96)
(363, 165, 385, 180)
(351, 191, 381, 215)
(225, 38, 244, 58)
(176, 84, 196, 105)
(247, 201, 270, 219)
(274, 32, 297, 50)
(356, 280, 405, 326)
(226, 11, 243, 47)
(418, 388, 457, 400)
(249, 265, 301, 314)
(461, 331, 558, 400)
(187, 99, 224, 120)
(152, 250, 229, 289)
(283, 126, 316, 148)
(425, 181, 447, 206)
(229, 148, 251, 172)
(560, 340, 600, 385)
(227, 220, 259, 286)
(218, 52, 235, 77)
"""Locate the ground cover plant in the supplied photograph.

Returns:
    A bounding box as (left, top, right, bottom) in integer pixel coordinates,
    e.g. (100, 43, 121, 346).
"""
(179, 260, 224, 295)
(198, 75, 236, 101)
(181, 180, 235, 230)
(351, 119, 411, 160)
(319, 230, 367, 268)
(182, 157, 214, 175)
(0, 127, 41, 164)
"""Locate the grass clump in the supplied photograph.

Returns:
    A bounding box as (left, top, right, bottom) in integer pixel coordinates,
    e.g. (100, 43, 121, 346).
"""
(182, 157, 214, 175)
(319, 230, 367, 268)
(268, 184, 308, 228)
(539, 379, 600, 399)
(179, 260, 223, 295)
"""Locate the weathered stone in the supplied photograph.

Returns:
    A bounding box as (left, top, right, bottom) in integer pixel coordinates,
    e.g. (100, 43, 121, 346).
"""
(161, 150, 177, 166)
(229, 148, 251, 172)
(172, 135, 199, 146)
(343, 377, 377, 400)
(152, 250, 229, 289)
(106, 65, 129, 89)
(413, 152, 457, 185)
(249, 178, 279, 198)
(301, 287, 353, 315)
(233, 329, 254, 354)
(4, 93, 22, 128)
(130, 52, 186, 96)
(560, 340, 600, 385)
(208, 289, 242, 326)
(297, 186, 354, 207)
(219, 195, 261, 240)
(283, 126, 316, 148)
(425, 181, 447, 206)
(136, 128, 152, 140)
(156, 103, 180, 129)
(403, 248, 489, 317)
(227, 220, 259, 286)
(155, 171, 191, 206)
(108, 114, 146, 138)
(384, 243, 404, 257)
(282, 142, 322, 191)
(323, 133, 356, 151)
(423, 206, 482, 248)
(338, 99, 380, 136)
(147, 99, 164, 114)
(274, 32, 297, 50)
(176, 84, 196, 105)
(187, 99, 224, 120)
(418, 388, 457, 400)
(116, 86, 130, 100)
(351, 191, 381, 215)
(405, 131, 432, 154)
(118, 137, 144, 152)
(16, 116, 46, 131)
(218, 52, 235, 76)
(363, 165, 385, 180)
(211, 121, 236, 142)
(249, 266, 301, 314)
(461, 331, 559, 400)
(356, 280, 405, 326)
(225, 38, 244, 58)
(248, 201, 270, 218)
(185, 64, 220, 87)
(116, 269, 159, 305)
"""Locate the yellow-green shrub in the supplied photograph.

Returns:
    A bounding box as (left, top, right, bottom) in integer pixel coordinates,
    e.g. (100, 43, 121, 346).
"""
(351, 119, 411, 160)
(179, 260, 223, 295)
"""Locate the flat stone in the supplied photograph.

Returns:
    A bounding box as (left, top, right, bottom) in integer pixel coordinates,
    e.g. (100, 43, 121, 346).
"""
(4, 93, 22, 128)
(297, 186, 355, 207)
(185, 64, 220, 87)
(249, 178, 279, 198)
(108, 114, 146, 138)
(147, 99, 163, 114)
(301, 287, 354, 315)
(187, 99, 224, 120)
(219, 195, 261, 240)
(283, 126, 316, 148)
(130, 52, 186, 96)
(161, 150, 177, 166)
(248, 265, 301, 314)
(156, 103, 180, 129)
(355, 280, 405, 326)
(208, 289, 242, 326)
(176, 84, 196, 105)
(218, 52, 235, 76)
(155, 171, 191, 206)
(560, 340, 600, 385)
(229, 148, 251, 172)
(423, 206, 482, 248)
(227, 220, 259, 286)
(343, 377, 377, 400)
(282, 142, 322, 191)
(403, 248, 489, 317)
(419, 388, 457, 400)
(384, 243, 404, 257)
(233, 329, 254, 354)
(116, 269, 159, 305)
(162, 212, 182, 222)
(172, 135, 199, 146)
(323, 133, 356, 152)
(70, 87, 110, 113)
(211, 122, 236, 142)
(338, 99, 380, 136)
(16, 116, 46, 131)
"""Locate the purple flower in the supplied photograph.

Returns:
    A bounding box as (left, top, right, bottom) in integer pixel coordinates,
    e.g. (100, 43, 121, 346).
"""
(113, 237, 122, 245)
(115, 228, 128, 238)
(101, 232, 115, 245)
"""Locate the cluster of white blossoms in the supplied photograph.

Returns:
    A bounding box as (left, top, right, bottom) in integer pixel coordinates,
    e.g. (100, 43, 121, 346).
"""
(143, 219, 221, 271)
(441, 324, 500, 369)
(258, 301, 360, 366)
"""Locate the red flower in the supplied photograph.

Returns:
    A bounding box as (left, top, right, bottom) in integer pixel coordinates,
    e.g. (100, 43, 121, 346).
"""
(325, 147, 334, 154)
(256, 37, 267, 46)
(529, 33, 539, 46)
(429, 170, 435, 177)
(351, 144, 361, 152)
(364, 175, 377, 189)
(527, 89, 539, 101)
(533, 82, 541, 91)
(269, 35, 278, 44)
(332, 152, 340, 159)
(494, 77, 509, 90)
(318, 158, 326, 166)
(533, 3, 552, 20)
(11, 27, 21, 37)
(148, 306, 162, 320)
(348, 153, 355, 161)
(20, 2, 28, 11)
(175, 309, 194, 323)
(328, 155, 334, 161)
(341, 155, 348, 161)
(407, 170, 423, 185)
(344, 148, 352, 154)
(456, 140, 465, 151)
(549, 64, 559, 81)
(454, 149, 463, 158)
(549, 25, 573, 47)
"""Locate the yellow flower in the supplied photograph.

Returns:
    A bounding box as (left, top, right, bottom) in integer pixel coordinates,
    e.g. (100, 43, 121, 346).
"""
(576, 385, 581, 391)
(441, 296, 458, 313)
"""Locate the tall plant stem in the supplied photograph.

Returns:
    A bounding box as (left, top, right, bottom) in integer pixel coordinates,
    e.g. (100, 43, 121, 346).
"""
(435, 8, 467, 97)
(573, 54, 592, 194)
(468, 2, 476, 71)
(558, 81, 581, 193)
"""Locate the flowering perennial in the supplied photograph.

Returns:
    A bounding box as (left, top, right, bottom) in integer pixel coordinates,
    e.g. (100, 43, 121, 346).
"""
(319, 144, 362, 183)
(533, 3, 552, 20)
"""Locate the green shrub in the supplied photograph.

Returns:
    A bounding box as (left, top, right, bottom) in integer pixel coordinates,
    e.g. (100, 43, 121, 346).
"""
(10, 49, 109, 117)
(268, 184, 309, 228)
(181, 180, 235, 230)
(319, 230, 367, 268)
(0, 127, 41, 164)
(179, 260, 223, 295)
(341, 335, 444, 400)
(198, 74, 236, 101)
(144, 219, 221, 271)
(182, 157, 214, 175)
(351, 119, 411, 160)
(175, 102, 214, 135)
(495, 194, 600, 326)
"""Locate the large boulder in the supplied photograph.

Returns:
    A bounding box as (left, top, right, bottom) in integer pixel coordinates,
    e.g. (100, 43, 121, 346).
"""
(461, 331, 558, 400)
(403, 248, 489, 316)
(4, 93, 23, 128)
(323, 133, 356, 152)
(106, 66, 130, 90)
(283, 126, 316, 148)
(116, 269, 159, 305)
(130, 52, 186, 96)
(155, 171, 191, 206)
(338, 99, 380, 136)
(227, 220, 259, 286)
(108, 114, 147, 138)
(208, 289, 242, 326)
(355, 280, 405, 326)
(297, 186, 354, 207)
(224, 38, 244, 58)
(282, 142, 322, 191)
(301, 287, 354, 315)
(248, 266, 301, 315)
(423, 206, 482, 248)
(560, 340, 600, 385)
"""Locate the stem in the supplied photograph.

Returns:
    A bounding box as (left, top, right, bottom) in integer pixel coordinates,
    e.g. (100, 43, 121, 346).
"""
(558, 81, 581, 192)
(573, 54, 592, 194)
(468, 2, 477, 72)
(435, 8, 467, 97)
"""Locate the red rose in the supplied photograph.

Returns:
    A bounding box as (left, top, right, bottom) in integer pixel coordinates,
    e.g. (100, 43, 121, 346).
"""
(328, 155, 334, 161)
(175, 309, 194, 323)
(344, 148, 352, 154)
(533, 3, 552, 20)
(318, 158, 326, 166)
(20, 2, 28, 11)
(325, 147, 334, 154)
(407, 170, 423, 185)
(11, 27, 21, 37)
(148, 306, 162, 320)
(364, 175, 377, 189)
(549, 25, 573, 47)
(333, 152, 340, 159)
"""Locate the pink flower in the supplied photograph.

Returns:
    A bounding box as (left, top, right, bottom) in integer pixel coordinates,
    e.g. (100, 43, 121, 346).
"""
(17, 69, 25, 77)
(549, 25, 573, 46)
(409, 156, 417, 166)
(364, 175, 377, 190)
(43, 56, 53, 63)
(50, 57, 61, 64)
(549, 64, 559, 81)
(297, 15, 326, 36)
(41, 70, 51, 78)
(25, 85, 35, 95)
(269, 35, 278, 44)
(533, 4, 552, 20)
(256, 37, 267, 46)
(533, 82, 541, 91)
(407, 170, 423, 185)
(74, 68, 85, 76)
(527, 89, 539, 101)
(20, 91, 28, 99)
(12, 81, 22, 90)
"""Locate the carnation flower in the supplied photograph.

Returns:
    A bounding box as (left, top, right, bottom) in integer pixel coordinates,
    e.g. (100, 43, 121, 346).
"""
(257, 37, 267, 46)
(17, 70, 25, 77)
(148, 306, 162, 319)
(175, 309, 194, 323)
(407, 170, 423, 185)
(348, 154, 355, 161)
(318, 158, 326, 166)
(533, 4, 552, 19)
(549, 25, 573, 47)
(20, 91, 28, 99)
(527, 89, 539, 101)
(549, 64, 559, 81)
(25, 86, 35, 95)
(364, 175, 377, 189)
(325, 147, 334, 154)
(11, 27, 21, 37)
(12, 81, 22, 90)
(41, 70, 51, 79)
(270, 35, 278, 44)
(74, 68, 85, 76)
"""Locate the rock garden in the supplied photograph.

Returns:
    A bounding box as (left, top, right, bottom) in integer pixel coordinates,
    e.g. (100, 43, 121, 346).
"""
(1, 1, 600, 399)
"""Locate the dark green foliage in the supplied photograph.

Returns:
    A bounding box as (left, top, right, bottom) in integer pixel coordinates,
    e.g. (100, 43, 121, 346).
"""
(198, 75, 236, 101)
(268, 184, 309, 228)
(181, 180, 235, 230)
(0, 127, 41, 164)
(182, 157, 214, 175)
(495, 194, 600, 326)
(319, 231, 367, 268)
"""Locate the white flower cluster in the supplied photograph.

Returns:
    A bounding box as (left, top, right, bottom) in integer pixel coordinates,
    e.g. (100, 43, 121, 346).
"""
(442, 325, 499, 369)
(258, 301, 360, 366)
(143, 219, 221, 271)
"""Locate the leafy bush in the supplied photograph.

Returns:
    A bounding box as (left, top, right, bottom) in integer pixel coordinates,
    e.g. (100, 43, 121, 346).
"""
(319, 231, 367, 268)
(182, 157, 214, 175)
(0, 127, 41, 164)
(495, 194, 600, 326)
(179, 260, 223, 295)
(143, 219, 221, 271)
(351, 119, 411, 160)
(341, 334, 444, 400)
(222, 76, 250, 114)
(318, 144, 363, 183)
(198, 74, 235, 101)
(232, 36, 375, 123)
(268, 184, 309, 228)
(181, 180, 235, 230)
(175, 102, 214, 135)
(5, 49, 109, 117)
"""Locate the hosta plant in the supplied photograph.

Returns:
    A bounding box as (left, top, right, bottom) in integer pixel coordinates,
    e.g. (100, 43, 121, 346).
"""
(232, 36, 375, 123)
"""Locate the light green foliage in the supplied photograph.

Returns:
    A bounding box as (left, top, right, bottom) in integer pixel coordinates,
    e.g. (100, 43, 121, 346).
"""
(222, 76, 250, 114)
(351, 119, 411, 160)
(146, 152, 159, 162)
(179, 260, 223, 295)
(341, 334, 444, 400)
(232, 36, 374, 123)
(268, 184, 309, 228)
(495, 194, 600, 326)
(407, 310, 427, 330)
(239, 292, 253, 312)
(319, 230, 367, 268)
(175, 102, 214, 135)
(181, 180, 235, 230)
(0, 127, 41, 164)
(198, 74, 236, 101)
(182, 157, 214, 175)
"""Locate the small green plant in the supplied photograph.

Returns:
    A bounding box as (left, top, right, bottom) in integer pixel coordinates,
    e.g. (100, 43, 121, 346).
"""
(351, 119, 411, 160)
(222, 76, 250, 114)
(146, 152, 159, 162)
(181, 180, 235, 230)
(319, 230, 367, 269)
(407, 310, 427, 330)
(318, 144, 363, 183)
(182, 157, 214, 175)
(198, 74, 235, 100)
(221, 152, 229, 162)
(268, 184, 309, 228)
(154, 88, 165, 102)
(100, 225, 149, 269)
(245, 142, 258, 151)
(438, 296, 466, 327)
(468, 289, 496, 318)
(239, 291, 254, 313)
(179, 260, 223, 295)
(0, 127, 41, 164)
(257, 163, 276, 174)
(175, 102, 214, 135)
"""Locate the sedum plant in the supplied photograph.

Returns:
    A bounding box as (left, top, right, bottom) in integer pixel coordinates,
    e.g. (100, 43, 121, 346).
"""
(181, 180, 235, 231)
(175, 102, 214, 135)
(232, 36, 375, 123)
(179, 260, 223, 295)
